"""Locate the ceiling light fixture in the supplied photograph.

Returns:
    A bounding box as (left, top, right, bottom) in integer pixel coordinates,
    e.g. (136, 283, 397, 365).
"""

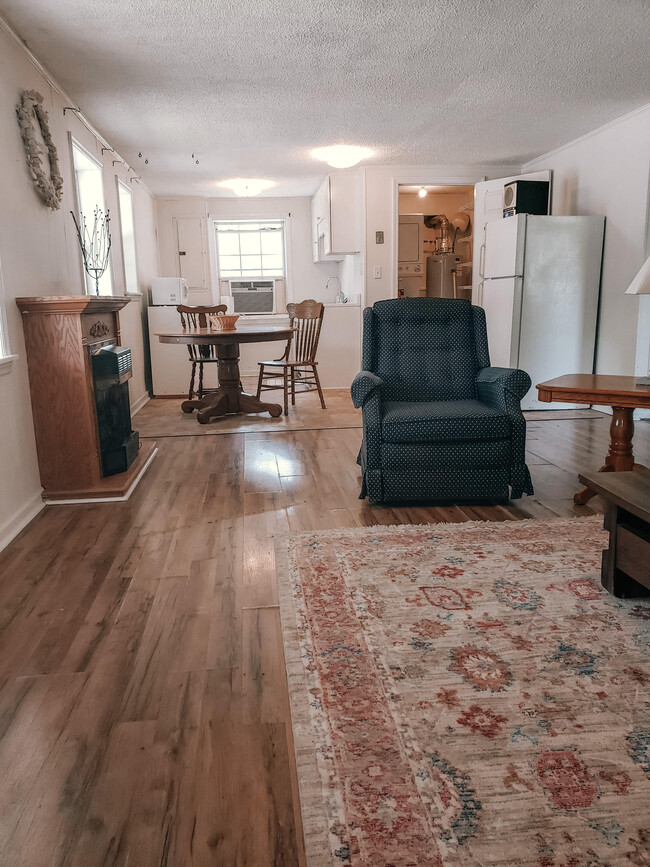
(218, 178, 276, 197)
(418, 186, 427, 198)
(310, 145, 374, 169)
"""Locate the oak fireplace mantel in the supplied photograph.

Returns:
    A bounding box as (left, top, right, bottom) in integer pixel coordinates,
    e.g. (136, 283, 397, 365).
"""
(16, 295, 156, 503)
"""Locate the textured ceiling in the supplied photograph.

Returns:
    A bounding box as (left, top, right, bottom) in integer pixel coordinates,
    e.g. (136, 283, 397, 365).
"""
(2, 0, 649, 197)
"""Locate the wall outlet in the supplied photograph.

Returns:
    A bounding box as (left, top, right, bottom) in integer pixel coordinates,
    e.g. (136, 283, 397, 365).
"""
(376, 231, 384, 244)
(373, 266, 382, 279)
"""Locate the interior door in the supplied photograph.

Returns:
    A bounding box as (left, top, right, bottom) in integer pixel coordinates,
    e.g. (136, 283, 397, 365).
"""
(175, 217, 208, 290)
(472, 170, 552, 302)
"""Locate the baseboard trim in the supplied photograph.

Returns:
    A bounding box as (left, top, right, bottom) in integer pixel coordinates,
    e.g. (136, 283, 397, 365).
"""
(0, 491, 46, 554)
(130, 391, 151, 415)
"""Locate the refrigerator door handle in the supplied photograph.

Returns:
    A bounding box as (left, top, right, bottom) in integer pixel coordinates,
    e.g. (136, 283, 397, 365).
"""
(478, 242, 486, 279)
(476, 278, 485, 307)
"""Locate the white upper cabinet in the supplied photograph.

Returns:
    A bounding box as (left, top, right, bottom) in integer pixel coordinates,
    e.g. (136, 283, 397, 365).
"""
(311, 173, 361, 263)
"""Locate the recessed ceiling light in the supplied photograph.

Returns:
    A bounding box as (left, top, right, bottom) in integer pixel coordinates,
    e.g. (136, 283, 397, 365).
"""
(310, 145, 374, 169)
(218, 178, 276, 197)
(418, 186, 427, 198)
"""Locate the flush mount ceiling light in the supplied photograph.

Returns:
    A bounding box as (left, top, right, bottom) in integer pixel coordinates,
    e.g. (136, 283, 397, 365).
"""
(418, 186, 427, 198)
(310, 145, 374, 169)
(218, 178, 276, 197)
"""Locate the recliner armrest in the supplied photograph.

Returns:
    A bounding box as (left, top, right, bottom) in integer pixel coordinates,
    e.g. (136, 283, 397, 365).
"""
(476, 367, 532, 402)
(351, 371, 383, 408)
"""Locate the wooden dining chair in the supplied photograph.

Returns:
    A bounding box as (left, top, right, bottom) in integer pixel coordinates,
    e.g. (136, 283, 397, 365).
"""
(177, 304, 227, 400)
(256, 299, 327, 415)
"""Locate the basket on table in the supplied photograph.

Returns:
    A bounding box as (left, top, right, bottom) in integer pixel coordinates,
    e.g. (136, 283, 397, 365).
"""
(208, 313, 240, 331)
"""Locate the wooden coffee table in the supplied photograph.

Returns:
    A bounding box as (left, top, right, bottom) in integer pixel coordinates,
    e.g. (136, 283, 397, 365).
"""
(536, 374, 650, 505)
(578, 470, 650, 597)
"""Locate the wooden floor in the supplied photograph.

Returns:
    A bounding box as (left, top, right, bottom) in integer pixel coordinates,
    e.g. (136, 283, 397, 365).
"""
(1, 398, 649, 866)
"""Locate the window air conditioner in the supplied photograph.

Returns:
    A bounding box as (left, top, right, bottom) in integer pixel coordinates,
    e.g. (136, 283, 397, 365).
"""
(227, 278, 280, 314)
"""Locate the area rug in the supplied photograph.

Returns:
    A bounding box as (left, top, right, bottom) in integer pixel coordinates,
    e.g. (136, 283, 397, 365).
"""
(276, 518, 650, 866)
(134, 386, 361, 438)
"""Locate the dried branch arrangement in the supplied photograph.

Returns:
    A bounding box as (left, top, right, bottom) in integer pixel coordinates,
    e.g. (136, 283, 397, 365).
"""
(71, 208, 112, 295)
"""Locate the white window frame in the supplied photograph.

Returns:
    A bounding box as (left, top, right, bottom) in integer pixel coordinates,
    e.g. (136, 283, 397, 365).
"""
(213, 219, 287, 280)
(70, 136, 113, 296)
(0, 250, 18, 371)
(116, 178, 140, 295)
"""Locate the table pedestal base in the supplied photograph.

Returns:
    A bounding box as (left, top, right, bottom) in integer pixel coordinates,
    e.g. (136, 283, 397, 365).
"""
(179, 342, 282, 423)
(574, 406, 647, 504)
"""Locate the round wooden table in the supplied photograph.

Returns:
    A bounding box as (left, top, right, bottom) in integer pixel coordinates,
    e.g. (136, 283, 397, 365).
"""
(157, 324, 295, 423)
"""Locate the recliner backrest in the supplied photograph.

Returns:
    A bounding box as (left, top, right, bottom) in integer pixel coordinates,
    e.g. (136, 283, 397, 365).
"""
(364, 298, 482, 402)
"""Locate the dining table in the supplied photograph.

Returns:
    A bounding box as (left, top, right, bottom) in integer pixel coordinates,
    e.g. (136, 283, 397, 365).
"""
(156, 323, 295, 423)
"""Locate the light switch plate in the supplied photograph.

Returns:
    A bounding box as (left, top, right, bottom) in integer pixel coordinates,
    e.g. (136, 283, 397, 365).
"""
(373, 266, 382, 279)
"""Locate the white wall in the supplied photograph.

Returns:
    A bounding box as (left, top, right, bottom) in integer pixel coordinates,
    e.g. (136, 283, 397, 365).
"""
(0, 20, 157, 551)
(155, 196, 346, 305)
(523, 105, 650, 377)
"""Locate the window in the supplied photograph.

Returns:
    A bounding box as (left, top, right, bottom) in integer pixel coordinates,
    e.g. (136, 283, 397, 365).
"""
(214, 220, 285, 278)
(0, 250, 15, 366)
(117, 180, 139, 294)
(71, 140, 112, 295)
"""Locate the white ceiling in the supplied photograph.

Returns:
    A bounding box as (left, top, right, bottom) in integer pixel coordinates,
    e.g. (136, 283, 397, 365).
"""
(2, 0, 649, 198)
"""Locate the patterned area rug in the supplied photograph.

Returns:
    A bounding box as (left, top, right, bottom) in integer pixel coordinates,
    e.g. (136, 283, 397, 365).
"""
(276, 518, 650, 866)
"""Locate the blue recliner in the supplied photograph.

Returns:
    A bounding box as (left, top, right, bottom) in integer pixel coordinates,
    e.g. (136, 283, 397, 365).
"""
(350, 298, 534, 503)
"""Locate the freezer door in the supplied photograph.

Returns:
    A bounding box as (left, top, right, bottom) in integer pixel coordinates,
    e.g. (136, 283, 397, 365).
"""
(518, 216, 605, 410)
(482, 276, 523, 369)
(484, 214, 527, 279)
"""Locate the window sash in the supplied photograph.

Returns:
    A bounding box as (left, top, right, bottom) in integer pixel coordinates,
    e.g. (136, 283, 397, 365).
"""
(118, 181, 139, 294)
(0, 250, 10, 359)
(215, 220, 285, 278)
(72, 141, 113, 296)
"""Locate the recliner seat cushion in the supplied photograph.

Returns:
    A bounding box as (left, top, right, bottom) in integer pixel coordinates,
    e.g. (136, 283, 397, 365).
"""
(381, 399, 511, 443)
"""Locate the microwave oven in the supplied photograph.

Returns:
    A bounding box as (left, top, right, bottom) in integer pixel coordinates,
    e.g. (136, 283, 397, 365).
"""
(151, 277, 188, 306)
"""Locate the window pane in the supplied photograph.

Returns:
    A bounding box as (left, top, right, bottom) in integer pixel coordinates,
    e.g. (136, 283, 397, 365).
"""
(261, 254, 283, 271)
(219, 255, 241, 271)
(118, 183, 138, 294)
(241, 255, 262, 272)
(240, 233, 261, 255)
(217, 233, 240, 256)
(261, 232, 282, 255)
(72, 142, 113, 295)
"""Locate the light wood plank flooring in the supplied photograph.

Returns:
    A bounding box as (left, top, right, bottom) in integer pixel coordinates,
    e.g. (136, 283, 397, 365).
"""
(0, 398, 649, 866)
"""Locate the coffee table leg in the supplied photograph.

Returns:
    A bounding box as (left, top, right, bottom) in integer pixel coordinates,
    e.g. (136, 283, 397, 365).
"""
(574, 407, 637, 505)
(574, 464, 613, 505)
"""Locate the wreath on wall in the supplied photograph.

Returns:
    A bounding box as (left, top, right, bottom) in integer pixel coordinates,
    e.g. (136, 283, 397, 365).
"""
(16, 90, 63, 211)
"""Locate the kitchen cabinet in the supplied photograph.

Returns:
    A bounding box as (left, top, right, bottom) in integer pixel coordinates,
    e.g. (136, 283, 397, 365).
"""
(311, 173, 361, 263)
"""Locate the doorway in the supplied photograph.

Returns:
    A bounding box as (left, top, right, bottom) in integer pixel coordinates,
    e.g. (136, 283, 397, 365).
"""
(397, 184, 474, 299)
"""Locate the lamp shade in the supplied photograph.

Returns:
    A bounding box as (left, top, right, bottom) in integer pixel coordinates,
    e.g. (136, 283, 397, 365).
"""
(625, 255, 650, 295)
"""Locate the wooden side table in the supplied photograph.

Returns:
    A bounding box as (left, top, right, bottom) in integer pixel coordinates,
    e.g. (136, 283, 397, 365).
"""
(536, 374, 650, 505)
(578, 471, 650, 597)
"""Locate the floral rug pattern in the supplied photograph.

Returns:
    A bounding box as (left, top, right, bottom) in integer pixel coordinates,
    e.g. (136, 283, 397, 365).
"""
(275, 518, 650, 866)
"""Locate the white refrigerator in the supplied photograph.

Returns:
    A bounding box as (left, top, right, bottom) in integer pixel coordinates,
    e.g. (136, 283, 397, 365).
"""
(479, 214, 605, 410)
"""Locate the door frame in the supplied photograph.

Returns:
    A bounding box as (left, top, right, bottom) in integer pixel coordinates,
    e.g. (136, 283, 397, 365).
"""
(392, 175, 485, 299)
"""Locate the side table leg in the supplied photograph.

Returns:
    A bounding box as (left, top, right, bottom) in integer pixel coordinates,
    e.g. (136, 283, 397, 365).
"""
(605, 407, 635, 471)
(574, 406, 637, 505)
